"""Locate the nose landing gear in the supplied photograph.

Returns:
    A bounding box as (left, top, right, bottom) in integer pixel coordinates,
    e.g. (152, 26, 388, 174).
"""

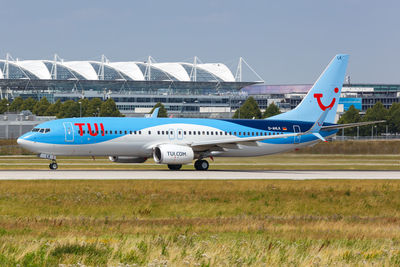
(49, 161, 58, 170)
(194, 159, 209, 171)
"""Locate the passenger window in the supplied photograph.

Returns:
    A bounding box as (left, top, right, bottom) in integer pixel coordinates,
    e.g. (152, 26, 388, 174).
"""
(125, 131, 127, 134)
(189, 131, 192, 135)
(198, 131, 201, 135)
(207, 131, 209, 135)
(134, 131, 137, 134)
(120, 131, 122, 134)
(225, 132, 227, 135)
(139, 131, 142, 135)
(184, 131, 187, 135)
(193, 131, 196, 135)
(130, 131, 132, 134)
(211, 132, 213, 135)
(229, 132, 232, 135)
(78, 130, 81, 135)
(115, 130, 117, 134)
(202, 131, 205, 135)
(148, 131, 151, 135)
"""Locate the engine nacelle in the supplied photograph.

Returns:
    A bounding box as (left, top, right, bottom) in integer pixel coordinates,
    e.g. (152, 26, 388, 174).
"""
(153, 144, 194, 164)
(108, 156, 147, 163)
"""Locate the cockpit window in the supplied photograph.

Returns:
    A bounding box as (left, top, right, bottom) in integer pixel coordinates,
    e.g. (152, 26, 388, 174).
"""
(33, 128, 51, 133)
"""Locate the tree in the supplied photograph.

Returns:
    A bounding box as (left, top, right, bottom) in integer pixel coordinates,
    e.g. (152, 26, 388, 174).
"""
(337, 105, 361, 136)
(56, 100, 80, 118)
(9, 97, 24, 112)
(33, 97, 50, 116)
(21, 97, 37, 112)
(45, 99, 62, 116)
(263, 102, 281, 118)
(387, 102, 400, 134)
(232, 97, 262, 119)
(100, 98, 123, 117)
(150, 102, 168, 117)
(360, 102, 388, 136)
(86, 98, 102, 117)
(0, 99, 10, 114)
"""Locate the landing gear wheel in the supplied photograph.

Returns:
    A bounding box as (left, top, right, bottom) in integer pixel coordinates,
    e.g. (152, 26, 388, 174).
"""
(49, 162, 58, 170)
(194, 159, 209, 171)
(168, 164, 182, 170)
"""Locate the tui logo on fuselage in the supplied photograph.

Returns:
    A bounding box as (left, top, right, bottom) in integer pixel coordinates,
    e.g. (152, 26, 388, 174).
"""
(74, 123, 105, 136)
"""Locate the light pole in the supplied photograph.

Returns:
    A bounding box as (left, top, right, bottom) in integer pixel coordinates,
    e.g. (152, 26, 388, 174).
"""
(6, 103, 9, 113)
(357, 126, 359, 139)
(181, 100, 186, 114)
(238, 101, 242, 119)
(97, 107, 100, 117)
(78, 101, 82, 117)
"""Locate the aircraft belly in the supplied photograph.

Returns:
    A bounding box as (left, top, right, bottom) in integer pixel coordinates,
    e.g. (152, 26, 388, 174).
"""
(214, 141, 314, 157)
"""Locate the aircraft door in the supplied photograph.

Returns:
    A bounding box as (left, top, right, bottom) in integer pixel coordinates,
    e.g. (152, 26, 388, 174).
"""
(293, 125, 301, 144)
(177, 128, 183, 140)
(63, 122, 74, 142)
(168, 128, 175, 140)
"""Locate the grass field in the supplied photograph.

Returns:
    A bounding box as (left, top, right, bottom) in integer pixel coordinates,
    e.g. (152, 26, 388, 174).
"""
(0, 180, 400, 265)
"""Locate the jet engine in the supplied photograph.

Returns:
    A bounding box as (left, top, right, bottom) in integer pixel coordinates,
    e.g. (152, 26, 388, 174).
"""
(153, 144, 194, 164)
(108, 156, 147, 163)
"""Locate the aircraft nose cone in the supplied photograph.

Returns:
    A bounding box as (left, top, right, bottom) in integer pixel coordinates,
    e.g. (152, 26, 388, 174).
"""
(17, 137, 28, 148)
(17, 133, 35, 151)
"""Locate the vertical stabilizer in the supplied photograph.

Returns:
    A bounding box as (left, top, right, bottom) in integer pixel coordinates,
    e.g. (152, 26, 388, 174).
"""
(267, 54, 349, 123)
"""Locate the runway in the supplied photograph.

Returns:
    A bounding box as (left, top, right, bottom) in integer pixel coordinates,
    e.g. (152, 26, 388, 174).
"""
(0, 170, 400, 180)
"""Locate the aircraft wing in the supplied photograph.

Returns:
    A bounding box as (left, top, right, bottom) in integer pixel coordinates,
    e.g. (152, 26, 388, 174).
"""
(321, 120, 385, 131)
(190, 132, 301, 149)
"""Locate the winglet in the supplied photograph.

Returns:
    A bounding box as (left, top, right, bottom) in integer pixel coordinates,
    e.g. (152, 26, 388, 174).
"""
(312, 132, 327, 142)
(307, 108, 330, 133)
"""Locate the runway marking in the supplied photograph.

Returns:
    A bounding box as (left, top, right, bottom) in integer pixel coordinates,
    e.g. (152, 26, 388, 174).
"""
(0, 170, 400, 180)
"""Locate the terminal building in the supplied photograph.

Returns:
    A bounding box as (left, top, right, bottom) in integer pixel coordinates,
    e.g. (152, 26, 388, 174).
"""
(0, 54, 399, 120)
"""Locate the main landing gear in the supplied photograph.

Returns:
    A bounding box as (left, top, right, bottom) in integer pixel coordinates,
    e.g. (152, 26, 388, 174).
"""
(49, 161, 58, 170)
(167, 160, 209, 171)
(168, 164, 182, 170)
(194, 159, 209, 171)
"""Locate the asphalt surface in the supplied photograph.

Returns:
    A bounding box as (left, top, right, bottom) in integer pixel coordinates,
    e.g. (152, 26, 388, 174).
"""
(0, 170, 400, 180)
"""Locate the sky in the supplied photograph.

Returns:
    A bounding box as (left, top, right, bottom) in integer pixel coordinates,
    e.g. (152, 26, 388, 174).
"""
(0, 0, 399, 84)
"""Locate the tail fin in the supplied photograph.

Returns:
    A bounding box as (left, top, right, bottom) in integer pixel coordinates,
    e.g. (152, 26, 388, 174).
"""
(267, 54, 349, 123)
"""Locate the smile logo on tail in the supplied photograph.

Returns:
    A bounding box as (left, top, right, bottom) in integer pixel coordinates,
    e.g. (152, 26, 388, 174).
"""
(313, 87, 339, 111)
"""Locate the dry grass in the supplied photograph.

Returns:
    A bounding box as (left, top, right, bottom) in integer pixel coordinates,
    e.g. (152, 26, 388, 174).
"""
(0, 180, 400, 265)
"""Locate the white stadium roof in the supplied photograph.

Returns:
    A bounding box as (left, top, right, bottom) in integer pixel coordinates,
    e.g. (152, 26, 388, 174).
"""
(0, 58, 238, 82)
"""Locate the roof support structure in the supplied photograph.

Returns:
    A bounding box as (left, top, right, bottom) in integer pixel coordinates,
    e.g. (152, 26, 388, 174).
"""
(235, 57, 264, 83)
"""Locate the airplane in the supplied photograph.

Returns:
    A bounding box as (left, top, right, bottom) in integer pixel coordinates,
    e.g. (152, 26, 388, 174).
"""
(17, 54, 382, 171)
